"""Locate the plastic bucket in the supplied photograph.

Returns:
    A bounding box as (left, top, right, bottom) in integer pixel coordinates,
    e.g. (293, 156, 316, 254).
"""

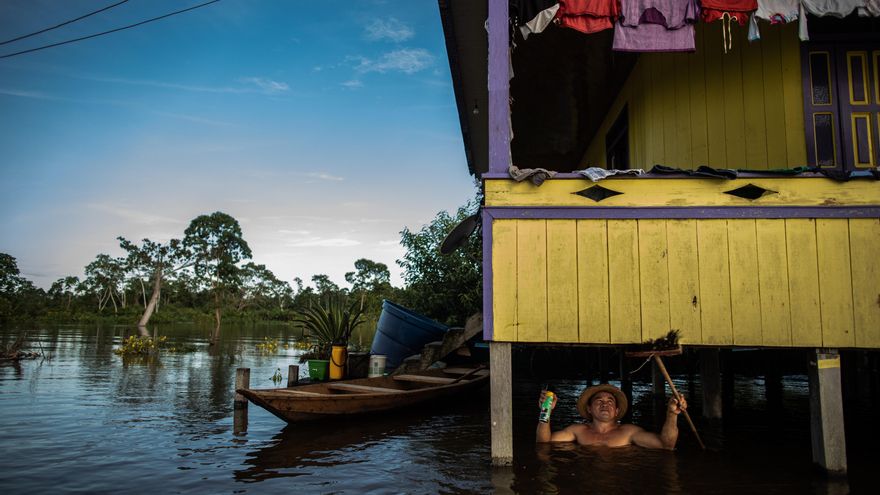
(370, 300, 448, 370)
(368, 354, 387, 378)
(330, 345, 347, 380)
(308, 359, 329, 381)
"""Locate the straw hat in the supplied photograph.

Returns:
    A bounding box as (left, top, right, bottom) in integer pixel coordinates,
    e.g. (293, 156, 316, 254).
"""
(576, 384, 628, 420)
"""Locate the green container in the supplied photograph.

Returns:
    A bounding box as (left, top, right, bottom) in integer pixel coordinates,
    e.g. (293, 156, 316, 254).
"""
(308, 359, 329, 381)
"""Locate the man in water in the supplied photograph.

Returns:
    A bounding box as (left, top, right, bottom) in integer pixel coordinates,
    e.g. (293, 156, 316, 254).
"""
(535, 384, 687, 450)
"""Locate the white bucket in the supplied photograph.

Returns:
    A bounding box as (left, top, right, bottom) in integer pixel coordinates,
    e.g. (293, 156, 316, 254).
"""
(368, 354, 387, 378)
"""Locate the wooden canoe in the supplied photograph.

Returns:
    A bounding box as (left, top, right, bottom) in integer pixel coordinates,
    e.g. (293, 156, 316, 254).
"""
(237, 365, 489, 423)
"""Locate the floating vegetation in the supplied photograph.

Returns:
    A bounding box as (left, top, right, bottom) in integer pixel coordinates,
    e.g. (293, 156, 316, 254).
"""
(114, 335, 196, 356)
(255, 337, 279, 354)
(291, 340, 312, 351)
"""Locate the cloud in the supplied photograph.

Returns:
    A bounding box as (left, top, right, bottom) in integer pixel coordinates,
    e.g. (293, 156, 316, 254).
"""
(240, 77, 289, 94)
(306, 172, 344, 181)
(78, 75, 289, 95)
(354, 49, 434, 74)
(0, 88, 58, 100)
(364, 18, 414, 42)
(86, 203, 181, 226)
(341, 79, 363, 89)
(151, 111, 234, 127)
(288, 238, 362, 248)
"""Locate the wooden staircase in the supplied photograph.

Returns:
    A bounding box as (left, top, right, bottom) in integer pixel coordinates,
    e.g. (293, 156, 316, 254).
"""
(392, 313, 483, 375)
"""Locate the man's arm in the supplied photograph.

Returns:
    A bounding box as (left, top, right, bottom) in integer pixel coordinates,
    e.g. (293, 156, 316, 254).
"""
(537, 423, 578, 443)
(535, 391, 578, 443)
(631, 396, 686, 450)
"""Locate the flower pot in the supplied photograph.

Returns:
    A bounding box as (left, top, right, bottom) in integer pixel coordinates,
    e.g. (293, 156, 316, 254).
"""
(307, 359, 329, 381)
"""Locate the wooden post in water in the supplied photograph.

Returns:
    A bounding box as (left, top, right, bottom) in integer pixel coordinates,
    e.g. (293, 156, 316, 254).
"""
(233, 368, 250, 434)
(234, 368, 250, 409)
(288, 365, 299, 387)
(490, 342, 513, 467)
(700, 348, 722, 419)
(808, 349, 847, 474)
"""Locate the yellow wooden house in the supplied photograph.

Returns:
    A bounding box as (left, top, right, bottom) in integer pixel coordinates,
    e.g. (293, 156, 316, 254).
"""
(438, 0, 879, 472)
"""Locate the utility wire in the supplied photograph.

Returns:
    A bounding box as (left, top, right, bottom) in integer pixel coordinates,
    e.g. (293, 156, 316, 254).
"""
(0, 0, 131, 46)
(0, 0, 221, 60)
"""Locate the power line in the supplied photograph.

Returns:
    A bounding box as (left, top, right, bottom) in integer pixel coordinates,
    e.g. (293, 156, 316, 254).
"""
(0, 0, 131, 47)
(0, 0, 221, 60)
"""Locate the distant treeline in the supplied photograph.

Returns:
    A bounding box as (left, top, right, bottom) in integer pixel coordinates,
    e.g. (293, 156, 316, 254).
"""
(0, 202, 482, 332)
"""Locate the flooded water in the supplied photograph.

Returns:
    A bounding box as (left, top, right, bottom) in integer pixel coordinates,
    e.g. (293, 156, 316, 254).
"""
(0, 324, 876, 494)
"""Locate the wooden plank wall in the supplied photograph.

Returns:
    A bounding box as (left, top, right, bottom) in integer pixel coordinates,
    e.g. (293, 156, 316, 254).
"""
(582, 23, 807, 170)
(491, 218, 880, 348)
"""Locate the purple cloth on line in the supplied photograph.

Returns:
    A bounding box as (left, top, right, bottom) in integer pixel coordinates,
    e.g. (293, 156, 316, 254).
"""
(613, 0, 699, 52)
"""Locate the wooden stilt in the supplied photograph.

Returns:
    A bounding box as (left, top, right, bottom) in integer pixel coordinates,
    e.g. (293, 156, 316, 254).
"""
(490, 342, 513, 467)
(809, 349, 847, 474)
(700, 348, 722, 419)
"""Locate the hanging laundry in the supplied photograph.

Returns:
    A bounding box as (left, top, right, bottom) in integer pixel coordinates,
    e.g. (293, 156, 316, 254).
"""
(860, 0, 880, 16)
(510, 0, 561, 40)
(612, 0, 700, 52)
(556, 0, 621, 34)
(802, 0, 867, 18)
(700, 0, 756, 52)
(798, 0, 872, 41)
(746, 0, 806, 43)
(701, 0, 757, 25)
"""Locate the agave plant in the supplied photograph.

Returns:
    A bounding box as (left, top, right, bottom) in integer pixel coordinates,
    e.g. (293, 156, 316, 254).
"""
(295, 295, 365, 362)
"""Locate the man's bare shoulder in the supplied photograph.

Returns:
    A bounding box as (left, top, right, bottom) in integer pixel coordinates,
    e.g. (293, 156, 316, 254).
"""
(562, 423, 591, 433)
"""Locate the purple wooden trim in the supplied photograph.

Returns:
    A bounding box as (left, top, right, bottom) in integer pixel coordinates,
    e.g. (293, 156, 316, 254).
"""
(484, 206, 880, 219)
(482, 172, 835, 180)
(488, 0, 509, 174)
(482, 208, 494, 341)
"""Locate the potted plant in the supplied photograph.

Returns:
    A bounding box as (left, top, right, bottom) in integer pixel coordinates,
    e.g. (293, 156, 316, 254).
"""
(295, 295, 365, 381)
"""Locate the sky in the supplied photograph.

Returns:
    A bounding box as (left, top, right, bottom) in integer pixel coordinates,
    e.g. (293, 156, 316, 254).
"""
(0, 0, 477, 290)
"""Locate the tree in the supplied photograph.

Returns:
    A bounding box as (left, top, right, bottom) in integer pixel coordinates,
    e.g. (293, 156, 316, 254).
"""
(0, 253, 44, 319)
(236, 262, 292, 311)
(83, 254, 126, 313)
(118, 237, 190, 328)
(184, 212, 252, 341)
(397, 199, 482, 326)
(345, 258, 392, 293)
(311, 274, 342, 297)
(48, 276, 80, 311)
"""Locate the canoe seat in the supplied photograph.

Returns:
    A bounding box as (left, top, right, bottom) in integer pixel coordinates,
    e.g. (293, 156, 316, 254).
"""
(442, 367, 489, 377)
(326, 383, 406, 394)
(276, 389, 329, 396)
(393, 374, 457, 385)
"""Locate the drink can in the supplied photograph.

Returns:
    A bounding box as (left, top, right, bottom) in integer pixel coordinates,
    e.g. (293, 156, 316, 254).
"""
(538, 390, 555, 423)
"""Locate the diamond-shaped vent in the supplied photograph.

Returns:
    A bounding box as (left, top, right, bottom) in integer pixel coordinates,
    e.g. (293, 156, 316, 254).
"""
(723, 183, 777, 200)
(574, 185, 623, 202)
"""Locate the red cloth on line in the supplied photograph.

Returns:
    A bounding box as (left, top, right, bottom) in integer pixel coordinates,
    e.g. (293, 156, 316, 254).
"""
(700, 0, 757, 25)
(557, 0, 621, 34)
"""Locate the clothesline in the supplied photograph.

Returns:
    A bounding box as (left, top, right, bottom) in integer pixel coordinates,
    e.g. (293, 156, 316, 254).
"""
(511, 0, 879, 54)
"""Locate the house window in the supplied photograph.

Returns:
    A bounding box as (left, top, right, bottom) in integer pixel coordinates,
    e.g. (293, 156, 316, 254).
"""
(605, 105, 629, 170)
(803, 43, 880, 170)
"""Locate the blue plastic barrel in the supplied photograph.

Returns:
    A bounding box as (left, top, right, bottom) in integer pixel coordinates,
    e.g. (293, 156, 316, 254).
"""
(370, 300, 448, 371)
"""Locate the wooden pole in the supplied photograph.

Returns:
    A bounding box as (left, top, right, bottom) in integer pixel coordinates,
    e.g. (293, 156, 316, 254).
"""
(234, 368, 250, 410)
(288, 365, 299, 387)
(653, 355, 706, 450)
